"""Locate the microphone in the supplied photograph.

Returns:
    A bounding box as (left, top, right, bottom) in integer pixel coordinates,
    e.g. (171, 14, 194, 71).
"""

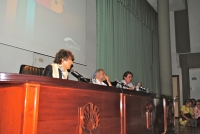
(115, 79, 130, 88)
(70, 69, 89, 83)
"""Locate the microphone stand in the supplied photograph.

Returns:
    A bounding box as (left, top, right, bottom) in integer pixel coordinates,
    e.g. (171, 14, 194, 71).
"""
(77, 75, 82, 82)
(121, 83, 128, 89)
(71, 69, 89, 83)
(115, 80, 129, 89)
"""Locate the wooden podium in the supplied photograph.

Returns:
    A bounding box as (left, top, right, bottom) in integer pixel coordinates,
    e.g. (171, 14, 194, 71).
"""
(0, 73, 174, 134)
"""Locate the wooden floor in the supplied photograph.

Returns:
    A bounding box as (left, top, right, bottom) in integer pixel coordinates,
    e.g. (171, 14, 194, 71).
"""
(167, 118, 200, 134)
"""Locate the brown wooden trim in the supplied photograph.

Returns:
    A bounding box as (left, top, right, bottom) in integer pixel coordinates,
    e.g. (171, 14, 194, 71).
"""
(172, 75, 180, 117)
(120, 94, 127, 134)
(22, 83, 40, 134)
(120, 93, 124, 134)
(173, 100, 176, 126)
(163, 98, 167, 133)
(78, 107, 82, 134)
(123, 95, 126, 134)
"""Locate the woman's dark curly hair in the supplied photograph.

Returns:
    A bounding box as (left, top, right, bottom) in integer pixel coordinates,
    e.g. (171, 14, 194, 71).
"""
(53, 49, 74, 64)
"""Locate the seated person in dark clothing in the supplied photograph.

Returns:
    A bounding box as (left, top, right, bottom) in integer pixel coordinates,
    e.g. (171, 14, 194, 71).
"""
(43, 49, 74, 79)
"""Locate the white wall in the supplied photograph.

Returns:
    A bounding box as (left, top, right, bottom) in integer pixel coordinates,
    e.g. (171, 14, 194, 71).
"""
(0, 0, 96, 81)
(187, 0, 200, 100)
(188, 0, 200, 53)
(170, 0, 200, 104)
(189, 68, 200, 100)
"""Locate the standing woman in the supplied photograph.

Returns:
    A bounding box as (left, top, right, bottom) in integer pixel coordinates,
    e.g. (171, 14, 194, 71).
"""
(193, 99, 200, 126)
(43, 49, 74, 79)
(179, 99, 197, 127)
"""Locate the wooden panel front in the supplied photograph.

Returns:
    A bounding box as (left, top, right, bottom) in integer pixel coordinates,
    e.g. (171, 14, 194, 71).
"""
(0, 83, 40, 134)
(0, 84, 25, 134)
(22, 83, 40, 134)
(153, 98, 164, 134)
(0, 73, 170, 134)
(37, 85, 121, 134)
(125, 94, 153, 134)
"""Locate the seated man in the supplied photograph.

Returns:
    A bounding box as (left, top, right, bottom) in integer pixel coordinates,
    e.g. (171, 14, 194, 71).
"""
(92, 69, 112, 86)
(116, 71, 135, 90)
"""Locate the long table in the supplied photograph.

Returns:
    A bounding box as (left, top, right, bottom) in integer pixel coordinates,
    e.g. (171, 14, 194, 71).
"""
(0, 73, 174, 134)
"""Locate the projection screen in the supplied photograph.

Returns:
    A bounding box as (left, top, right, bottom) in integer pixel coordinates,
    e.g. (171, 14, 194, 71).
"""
(0, 0, 86, 64)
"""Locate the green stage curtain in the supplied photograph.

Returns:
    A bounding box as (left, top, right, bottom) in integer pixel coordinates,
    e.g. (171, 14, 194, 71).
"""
(97, 0, 160, 94)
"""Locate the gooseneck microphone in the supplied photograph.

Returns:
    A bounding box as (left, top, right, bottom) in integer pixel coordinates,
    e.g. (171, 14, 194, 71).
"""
(70, 69, 89, 83)
(115, 79, 130, 88)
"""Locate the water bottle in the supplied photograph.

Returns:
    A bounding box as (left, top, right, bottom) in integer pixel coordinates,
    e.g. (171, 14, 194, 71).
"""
(136, 86, 139, 91)
(146, 86, 149, 93)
